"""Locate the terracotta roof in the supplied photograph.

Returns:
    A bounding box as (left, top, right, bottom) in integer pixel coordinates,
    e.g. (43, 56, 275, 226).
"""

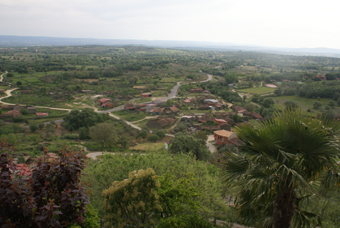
(214, 118, 228, 123)
(36, 112, 48, 116)
(251, 113, 263, 119)
(184, 99, 191, 103)
(170, 106, 179, 112)
(98, 98, 111, 104)
(214, 130, 234, 138)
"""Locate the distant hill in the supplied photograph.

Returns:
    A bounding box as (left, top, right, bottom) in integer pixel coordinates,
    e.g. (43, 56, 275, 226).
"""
(1, 35, 340, 58)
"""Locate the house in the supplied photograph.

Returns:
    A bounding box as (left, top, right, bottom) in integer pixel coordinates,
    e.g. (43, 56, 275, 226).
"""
(190, 88, 203, 93)
(204, 99, 218, 104)
(98, 98, 112, 105)
(141, 93, 152, 97)
(231, 105, 247, 114)
(125, 103, 136, 111)
(199, 104, 210, 110)
(0, 110, 21, 119)
(102, 103, 114, 108)
(251, 113, 263, 120)
(228, 83, 235, 87)
(313, 75, 326, 81)
(213, 130, 238, 146)
(0, 89, 3, 94)
(214, 118, 228, 125)
(150, 108, 165, 115)
(36, 113, 49, 118)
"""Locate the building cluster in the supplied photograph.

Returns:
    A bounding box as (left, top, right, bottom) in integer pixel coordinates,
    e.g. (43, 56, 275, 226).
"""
(0, 104, 48, 119)
(97, 98, 114, 109)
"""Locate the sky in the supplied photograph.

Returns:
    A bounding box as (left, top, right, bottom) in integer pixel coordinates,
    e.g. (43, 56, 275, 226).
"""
(1, 0, 340, 49)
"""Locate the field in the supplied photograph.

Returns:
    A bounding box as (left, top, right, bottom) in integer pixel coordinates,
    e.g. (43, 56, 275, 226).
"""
(273, 95, 334, 111)
(237, 87, 276, 95)
(129, 142, 166, 151)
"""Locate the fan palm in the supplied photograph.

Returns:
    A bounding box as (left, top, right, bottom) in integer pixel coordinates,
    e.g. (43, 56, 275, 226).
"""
(222, 109, 340, 228)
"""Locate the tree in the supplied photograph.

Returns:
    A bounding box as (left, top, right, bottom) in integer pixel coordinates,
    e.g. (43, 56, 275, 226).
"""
(89, 122, 117, 148)
(328, 100, 335, 108)
(148, 134, 159, 142)
(38, 123, 44, 130)
(245, 103, 256, 112)
(169, 132, 211, 161)
(283, 101, 298, 110)
(192, 131, 208, 141)
(78, 127, 89, 139)
(30, 124, 38, 133)
(155, 130, 165, 139)
(20, 108, 29, 115)
(16, 81, 22, 86)
(263, 98, 275, 108)
(313, 101, 322, 109)
(82, 152, 227, 223)
(102, 168, 163, 227)
(222, 109, 340, 228)
(63, 108, 108, 131)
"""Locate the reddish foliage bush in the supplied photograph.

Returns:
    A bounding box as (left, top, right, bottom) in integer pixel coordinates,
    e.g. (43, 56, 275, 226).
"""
(0, 140, 89, 228)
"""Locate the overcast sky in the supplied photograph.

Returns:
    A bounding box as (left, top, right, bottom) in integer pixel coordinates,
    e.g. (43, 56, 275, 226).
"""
(1, 0, 340, 49)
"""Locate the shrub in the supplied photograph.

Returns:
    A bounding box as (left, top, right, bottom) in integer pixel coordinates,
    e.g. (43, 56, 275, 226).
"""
(138, 129, 148, 138)
(62, 134, 79, 140)
(155, 130, 165, 139)
(38, 123, 44, 130)
(147, 134, 159, 142)
(30, 124, 38, 133)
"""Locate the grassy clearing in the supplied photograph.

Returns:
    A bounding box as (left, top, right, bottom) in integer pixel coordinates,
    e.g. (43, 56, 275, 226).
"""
(129, 142, 165, 151)
(273, 95, 336, 111)
(237, 87, 276, 95)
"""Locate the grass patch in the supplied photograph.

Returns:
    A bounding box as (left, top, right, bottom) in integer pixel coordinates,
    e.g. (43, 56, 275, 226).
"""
(237, 87, 276, 95)
(273, 95, 334, 111)
(83, 142, 131, 152)
(129, 142, 166, 151)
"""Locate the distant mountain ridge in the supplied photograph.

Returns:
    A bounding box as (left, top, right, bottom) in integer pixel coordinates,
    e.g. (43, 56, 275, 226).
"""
(1, 35, 340, 58)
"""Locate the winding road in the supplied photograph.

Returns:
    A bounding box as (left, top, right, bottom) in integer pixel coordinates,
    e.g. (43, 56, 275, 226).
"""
(0, 71, 8, 82)
(0, 74, 215, 152)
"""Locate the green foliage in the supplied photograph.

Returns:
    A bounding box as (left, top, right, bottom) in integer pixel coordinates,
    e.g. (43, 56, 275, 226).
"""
(284, 100, 298, 110)
(89, 122, 117, 148)
(245, 103, 256, 112)
(137, 129, 148, 138)
(148, 134, 160, 142)
(78, 127, 89, 140)
(102, 168, 162, 228)
(155, 130, 165, 139)
(62, 134, 79, 140)
(158, 172, 201, 218)
(29, 124, 38, 133)
(169, 132, 211, 161)
(222, 109, 340, 228)
(313, 101, 322, 109)
(192, 131, 208, 141)
(232, 114, 243, 123)
(156, 214, 213, 228)
(20, 108, 29, 115)
(38, 123, 44, 130)
(263, 97, 275, 108)
(82, 151, 226, 220)
(328, 100, 335, 108)
(63, 108, 108, 131)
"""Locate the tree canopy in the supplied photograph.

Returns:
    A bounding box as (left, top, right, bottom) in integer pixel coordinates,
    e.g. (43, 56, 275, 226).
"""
(222, 109, 340, 228)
